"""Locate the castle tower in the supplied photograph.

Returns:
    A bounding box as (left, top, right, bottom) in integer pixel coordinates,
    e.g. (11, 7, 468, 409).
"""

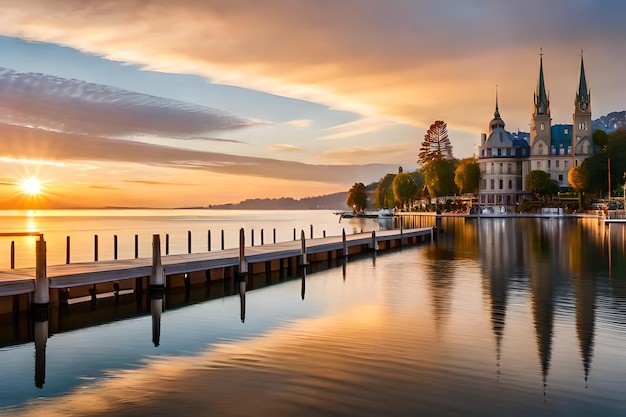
(572, 52, 592, 164)
(530, 50, 552, 156)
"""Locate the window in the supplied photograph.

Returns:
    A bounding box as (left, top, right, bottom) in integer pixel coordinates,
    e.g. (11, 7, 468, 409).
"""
(558, 174, 563, 181)
(499, 179, 503, 189)
(507, 163, 512, 174)
(565, 160, 569, 168)
(508, 180, 512, 189)
(540, 123, 545, 131)
(497, 148, 502, 156)
(499, 163, 503, 174)
(491, 163, 494, 174)
(538, 144, 544, 155)
(564, 128, 569, 134)
(491, 179, 495, 190)
(556, 160, 559, 168)
(547, 160, 551, 168)
(536, 161, 541, 169)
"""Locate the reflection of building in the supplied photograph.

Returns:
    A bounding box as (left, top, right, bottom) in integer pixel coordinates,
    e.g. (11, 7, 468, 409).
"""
(478, 53, 593, 208)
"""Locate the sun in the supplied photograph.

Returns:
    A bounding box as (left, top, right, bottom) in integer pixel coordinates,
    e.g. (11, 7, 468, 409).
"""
(19, 178, 43, 196)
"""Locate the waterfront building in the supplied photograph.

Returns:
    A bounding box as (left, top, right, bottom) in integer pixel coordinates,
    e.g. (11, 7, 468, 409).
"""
(478, 53, 593, 209)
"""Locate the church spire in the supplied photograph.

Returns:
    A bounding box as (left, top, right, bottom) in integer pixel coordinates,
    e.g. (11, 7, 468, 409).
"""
(489, 85, 505, 132)
(534, 49, 550, 116)
(577, 50, 590, 103)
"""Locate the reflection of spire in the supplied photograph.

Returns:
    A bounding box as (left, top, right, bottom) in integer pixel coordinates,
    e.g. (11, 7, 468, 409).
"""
(531, 263, 553, 397)
(575, 276, 595, 388)
(34, 319, 48, 388)
(239, 281, 246, 323)
(150, 295, 163, 347)
(301, 267, 306, 300)
(490, 277, 508, 382)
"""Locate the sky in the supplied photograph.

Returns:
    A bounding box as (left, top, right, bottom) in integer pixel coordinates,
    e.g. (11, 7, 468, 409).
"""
(0, 0, 625, 209)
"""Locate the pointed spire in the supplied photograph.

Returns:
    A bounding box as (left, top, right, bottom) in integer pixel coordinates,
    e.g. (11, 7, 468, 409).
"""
(490, 85, 505, 132)
(534, 48, 550, 116)
(577, 50, 590, 103)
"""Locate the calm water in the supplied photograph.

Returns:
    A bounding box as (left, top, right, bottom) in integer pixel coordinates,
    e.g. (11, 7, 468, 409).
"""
(1, 211, 625, 416)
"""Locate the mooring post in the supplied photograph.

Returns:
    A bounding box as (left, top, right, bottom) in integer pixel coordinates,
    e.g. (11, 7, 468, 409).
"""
(261, 229, 264, 245)
(221, 230, 225, 250)
(188, 231, 192, 254)
(134, 234, 139, 259)
(10, 241, 14, 269)
(238, 228, 247, 279)
(370, 230, 378, 250)
(150, 235, 164, 297)
(114, 235, 118, 260)
(94, 234, 98, 261)
(310, 224, 313, 239)
(66, 236, 70, 264)
(251, 229, 255, 247)
(342, 228, 347, 257)
(32, 235, 49, 321)
(208, 230, 211, 251)
(300, 230, 308, 266)
(166, 234, 170, 255)
(293, 228, 296, 240)
(273, 228, 276, 244)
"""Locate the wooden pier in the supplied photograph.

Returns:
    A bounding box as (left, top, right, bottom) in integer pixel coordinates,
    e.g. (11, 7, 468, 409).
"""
(0, 227, 436, 315)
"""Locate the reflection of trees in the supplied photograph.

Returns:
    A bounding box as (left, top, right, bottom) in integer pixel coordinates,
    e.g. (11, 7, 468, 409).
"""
(423, 246, 456, 333)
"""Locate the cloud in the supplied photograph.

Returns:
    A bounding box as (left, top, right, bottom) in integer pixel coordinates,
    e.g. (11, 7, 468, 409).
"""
(0, 123, 396, 185)
(0, 68, 253, 138)
(319, 142, 417, 166)
(267, 144, 302, 152)
(284, 119, 313, 127)
(319, 116, 399, 141)
(1, 0, 625, 140)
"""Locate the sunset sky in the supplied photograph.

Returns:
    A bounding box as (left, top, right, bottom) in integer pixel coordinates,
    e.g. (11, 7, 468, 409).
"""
(1, 1, 625, 208)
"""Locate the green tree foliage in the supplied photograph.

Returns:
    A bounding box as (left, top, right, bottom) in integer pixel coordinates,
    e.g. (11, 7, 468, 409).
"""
(525, 170, 559, 197)
(593, 129, 609, 149)
(417, 120, 454, 166)
(582, 129, 626, 196)
(346, 182, 367, 212)
(409, 171, 425, 197)
(422, 158, 458, 198)
(392, 172, 419, 208)
(568, 165, 589, 192)
(374, 174, 396, 209)
(454, 157, 481, 195)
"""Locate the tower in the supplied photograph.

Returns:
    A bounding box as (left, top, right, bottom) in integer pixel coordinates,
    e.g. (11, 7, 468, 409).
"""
(572, 52, 592, 163)
(530, 50, 552, 156)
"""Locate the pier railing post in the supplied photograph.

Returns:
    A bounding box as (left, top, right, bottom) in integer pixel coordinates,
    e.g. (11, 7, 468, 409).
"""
(238, 228, 247, 277)
(370, 230, 378, 251)
(66, 236, 70, 264)
(32, 235, 49, 321)
(150, 235, 164, 296)
(300, 230, 308, 266)
(342, 228, 347, 257)
(188, 231, 192, 254)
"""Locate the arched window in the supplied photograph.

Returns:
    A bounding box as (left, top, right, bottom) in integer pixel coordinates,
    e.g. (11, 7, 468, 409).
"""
(538, 143, 544, 156)
(508, 180, 512, 189)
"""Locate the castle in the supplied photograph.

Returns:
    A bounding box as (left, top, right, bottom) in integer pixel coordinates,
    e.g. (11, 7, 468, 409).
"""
(477, 53, 593, 208)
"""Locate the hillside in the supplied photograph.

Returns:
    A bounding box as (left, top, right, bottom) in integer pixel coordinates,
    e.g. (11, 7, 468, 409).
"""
(207, 192, 349, 210)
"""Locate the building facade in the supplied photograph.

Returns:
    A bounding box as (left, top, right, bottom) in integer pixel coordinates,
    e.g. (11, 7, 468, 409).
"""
(478, 53, 593, 209)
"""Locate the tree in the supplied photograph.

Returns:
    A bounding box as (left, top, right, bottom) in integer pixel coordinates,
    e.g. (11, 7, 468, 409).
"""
(454, 157, 481, 195)
(346, 182, 367, 212)
(422, 158, 458, 199)
(568, 165, 589, 193)
(417, 120, 454, 166)
(373, 174, 396, 208)
(392, 172, 419, 208)
(583, 129, 626, 197)
(525, 170, 559, 197)
(593, 129, 608, 149)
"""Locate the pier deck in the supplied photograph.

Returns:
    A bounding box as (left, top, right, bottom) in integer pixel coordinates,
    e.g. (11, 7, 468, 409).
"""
(0, 227, 434, 298)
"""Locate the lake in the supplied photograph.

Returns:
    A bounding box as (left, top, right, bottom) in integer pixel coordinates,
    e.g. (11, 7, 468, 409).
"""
(0, 210, 625, 416)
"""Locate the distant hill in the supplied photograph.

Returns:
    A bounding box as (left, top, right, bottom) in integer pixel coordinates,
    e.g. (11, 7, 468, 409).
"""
(207, 192, 349, 210)
(592, 111, 626, 133)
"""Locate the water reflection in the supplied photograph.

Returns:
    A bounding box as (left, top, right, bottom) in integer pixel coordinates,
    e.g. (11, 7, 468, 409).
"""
(151, 296, 163, 347)
(301, 267, 306, 300)
(238, 280, 246, 323)
(34, 319, 47, 388)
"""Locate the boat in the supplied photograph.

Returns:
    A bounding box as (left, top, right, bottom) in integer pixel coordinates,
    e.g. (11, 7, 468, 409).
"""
(378, 208, 394, 218)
